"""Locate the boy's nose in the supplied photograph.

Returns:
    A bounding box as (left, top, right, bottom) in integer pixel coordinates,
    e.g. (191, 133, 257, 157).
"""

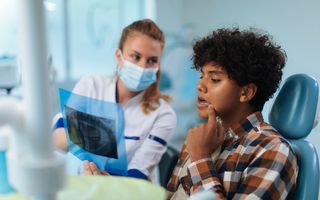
(197, 84, 207, 93)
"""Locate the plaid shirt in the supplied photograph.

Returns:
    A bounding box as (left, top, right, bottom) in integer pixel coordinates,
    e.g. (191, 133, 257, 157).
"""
(167, 112, 298, 200)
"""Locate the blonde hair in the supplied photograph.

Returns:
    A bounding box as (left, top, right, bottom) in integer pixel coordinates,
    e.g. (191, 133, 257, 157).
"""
(119, 19, 171, 114)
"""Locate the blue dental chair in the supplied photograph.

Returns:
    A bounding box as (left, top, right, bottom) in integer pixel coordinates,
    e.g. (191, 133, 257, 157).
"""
(269, 74, 320, 200)
(159, 146, 179, 187)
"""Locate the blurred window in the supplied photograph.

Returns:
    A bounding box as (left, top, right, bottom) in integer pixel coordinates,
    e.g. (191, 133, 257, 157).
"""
(0, 0, 144, 81)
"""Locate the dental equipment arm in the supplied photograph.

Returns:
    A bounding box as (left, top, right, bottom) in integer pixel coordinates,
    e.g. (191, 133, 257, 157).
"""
(0, 1, 65, 200)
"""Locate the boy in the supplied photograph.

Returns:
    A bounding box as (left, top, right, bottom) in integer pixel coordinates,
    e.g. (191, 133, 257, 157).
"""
(167, 28, 298, 199)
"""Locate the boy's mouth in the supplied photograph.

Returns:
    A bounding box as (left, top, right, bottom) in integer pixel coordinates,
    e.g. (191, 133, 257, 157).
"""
(197, 96, 211, 109)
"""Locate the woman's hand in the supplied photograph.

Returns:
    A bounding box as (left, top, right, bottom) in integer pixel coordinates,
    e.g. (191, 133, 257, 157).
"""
(186, 105, 225, 162)
(83, 160, 110, 176)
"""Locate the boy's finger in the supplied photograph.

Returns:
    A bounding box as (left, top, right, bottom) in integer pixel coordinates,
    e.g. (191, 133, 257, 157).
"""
(207, 105, 217, 130)
(216, 121, 225, 138)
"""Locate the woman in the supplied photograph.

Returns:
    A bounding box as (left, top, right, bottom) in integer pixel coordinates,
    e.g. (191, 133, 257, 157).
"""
(53, 19, 177, 183)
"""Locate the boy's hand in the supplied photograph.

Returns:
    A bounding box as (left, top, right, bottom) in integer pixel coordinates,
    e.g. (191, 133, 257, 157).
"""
(186, 105, 225, 162)
(83, 161, 110, 176)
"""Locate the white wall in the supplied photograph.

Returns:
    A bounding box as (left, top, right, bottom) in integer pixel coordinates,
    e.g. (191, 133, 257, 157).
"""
(156, 0, 320, 160)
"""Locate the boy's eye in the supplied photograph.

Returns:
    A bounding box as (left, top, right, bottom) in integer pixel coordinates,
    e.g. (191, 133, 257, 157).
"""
(211, 79, 221, 83)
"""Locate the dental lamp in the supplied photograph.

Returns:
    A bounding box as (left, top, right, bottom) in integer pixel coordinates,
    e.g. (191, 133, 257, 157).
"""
(0, 1, 65, 200)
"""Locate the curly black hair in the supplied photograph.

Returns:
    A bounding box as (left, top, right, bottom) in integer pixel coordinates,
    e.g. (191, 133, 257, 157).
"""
(192, 27, 286, 111)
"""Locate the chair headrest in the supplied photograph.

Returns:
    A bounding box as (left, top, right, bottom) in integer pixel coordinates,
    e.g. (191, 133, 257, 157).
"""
(269, 74, 319, 139)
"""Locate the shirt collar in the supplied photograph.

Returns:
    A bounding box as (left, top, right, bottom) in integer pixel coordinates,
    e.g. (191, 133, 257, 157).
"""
(125, 90, 145, 107)
(227, 111, 264, 139)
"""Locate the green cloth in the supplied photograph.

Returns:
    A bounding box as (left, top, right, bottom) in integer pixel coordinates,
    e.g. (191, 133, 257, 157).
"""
(0, 176, 166, 200)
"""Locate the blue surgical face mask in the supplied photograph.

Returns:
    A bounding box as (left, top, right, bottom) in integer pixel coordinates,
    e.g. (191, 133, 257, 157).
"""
(117, 53, 158, 92)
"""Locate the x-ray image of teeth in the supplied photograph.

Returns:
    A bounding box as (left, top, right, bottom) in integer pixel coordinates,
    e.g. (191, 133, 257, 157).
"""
(65, 106, 118, 159)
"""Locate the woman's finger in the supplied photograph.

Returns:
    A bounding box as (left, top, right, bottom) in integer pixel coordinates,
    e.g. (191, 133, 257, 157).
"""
(89, 162, 100, 175)
(83, 160, 93, 175)
(100, 170, 110, 176)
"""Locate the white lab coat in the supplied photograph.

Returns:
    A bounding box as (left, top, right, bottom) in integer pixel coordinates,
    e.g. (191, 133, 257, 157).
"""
(55, 76, 177, 183)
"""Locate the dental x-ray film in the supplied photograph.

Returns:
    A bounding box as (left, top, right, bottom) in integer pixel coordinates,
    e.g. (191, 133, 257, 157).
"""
(65, 106, 118, 158)
(59, 88, 127, 176)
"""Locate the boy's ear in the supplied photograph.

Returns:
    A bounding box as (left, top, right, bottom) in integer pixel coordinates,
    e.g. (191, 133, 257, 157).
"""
(240, 83, 257, 103)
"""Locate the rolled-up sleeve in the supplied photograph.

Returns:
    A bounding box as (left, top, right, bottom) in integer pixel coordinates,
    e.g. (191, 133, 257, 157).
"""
(188, 158, 226, 199)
